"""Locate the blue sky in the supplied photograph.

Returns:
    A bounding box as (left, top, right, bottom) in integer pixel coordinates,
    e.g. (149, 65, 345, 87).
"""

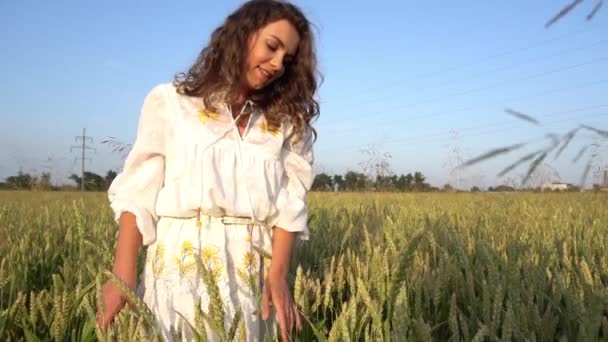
(1, 0, 606, 189)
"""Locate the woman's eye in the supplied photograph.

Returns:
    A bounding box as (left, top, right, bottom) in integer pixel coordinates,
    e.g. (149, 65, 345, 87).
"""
(266, 43, 278, 51)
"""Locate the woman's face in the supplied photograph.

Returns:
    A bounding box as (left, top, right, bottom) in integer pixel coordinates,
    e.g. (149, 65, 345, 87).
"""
(242, 19, 300, 91)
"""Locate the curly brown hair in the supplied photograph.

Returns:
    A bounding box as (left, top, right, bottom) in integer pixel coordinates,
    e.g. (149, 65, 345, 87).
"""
(173, 0, 320, 141)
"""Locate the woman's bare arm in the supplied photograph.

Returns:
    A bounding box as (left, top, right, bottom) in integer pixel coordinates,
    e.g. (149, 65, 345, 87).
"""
(113, 212, 143, 290)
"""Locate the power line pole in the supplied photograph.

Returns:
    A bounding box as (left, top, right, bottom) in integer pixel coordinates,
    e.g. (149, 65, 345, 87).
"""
(70, 128, 95, 191)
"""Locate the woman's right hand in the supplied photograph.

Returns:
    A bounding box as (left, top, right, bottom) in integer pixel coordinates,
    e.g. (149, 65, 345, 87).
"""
(98, 212, 143, 329)
(97, 280, 127, 330)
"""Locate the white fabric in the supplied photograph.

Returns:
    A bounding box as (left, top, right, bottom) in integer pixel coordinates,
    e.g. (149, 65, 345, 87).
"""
(108, 83, 315, 246)
(107, 83, 314, 340)
(138, 218, 276, 341)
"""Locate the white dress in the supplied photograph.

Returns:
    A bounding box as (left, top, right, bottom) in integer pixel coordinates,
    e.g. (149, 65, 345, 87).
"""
(107, 83, 315, 341)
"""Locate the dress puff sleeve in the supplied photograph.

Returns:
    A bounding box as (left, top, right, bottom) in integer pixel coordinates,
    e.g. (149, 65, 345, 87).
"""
(269, 124, 316, 240)
(107, 84, 168, 246)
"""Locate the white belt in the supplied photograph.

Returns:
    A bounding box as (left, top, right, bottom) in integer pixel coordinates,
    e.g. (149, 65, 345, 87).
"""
(191, 207, 266, 228)
(197, 214, 264, 226)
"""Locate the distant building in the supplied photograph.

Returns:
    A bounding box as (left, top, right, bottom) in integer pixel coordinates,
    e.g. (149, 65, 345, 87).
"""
(542, 182, 574, 192)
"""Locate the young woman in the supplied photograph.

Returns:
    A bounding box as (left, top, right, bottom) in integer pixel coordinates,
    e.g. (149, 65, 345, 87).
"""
(98, 0, 320, 340)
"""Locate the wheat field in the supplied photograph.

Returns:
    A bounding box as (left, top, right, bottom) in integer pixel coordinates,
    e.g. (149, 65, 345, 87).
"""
(0, 191, 607, 341)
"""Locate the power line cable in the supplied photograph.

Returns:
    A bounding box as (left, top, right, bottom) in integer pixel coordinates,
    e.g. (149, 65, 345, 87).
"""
(322, 56, 608, 128)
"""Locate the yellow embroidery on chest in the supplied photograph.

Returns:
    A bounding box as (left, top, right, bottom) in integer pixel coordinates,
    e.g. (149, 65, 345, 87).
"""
(198, 109, 219, 123)
(259, 120, 279, 136)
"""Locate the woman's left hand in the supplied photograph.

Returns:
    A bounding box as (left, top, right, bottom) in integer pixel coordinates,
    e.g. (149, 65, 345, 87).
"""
(262, 272, 302, 341)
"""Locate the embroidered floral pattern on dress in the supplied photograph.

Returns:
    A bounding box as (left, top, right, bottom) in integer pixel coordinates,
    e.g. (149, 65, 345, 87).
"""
(175, 241, 197, 276)
(197, 109, 219, 123)
(152, 243, 166, 278)
(237, 250, 260, 293)
(199, 246, 224, 281)
(259, 120, 280, 136)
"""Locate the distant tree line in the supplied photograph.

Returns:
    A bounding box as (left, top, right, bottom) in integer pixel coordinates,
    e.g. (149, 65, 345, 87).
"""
(1, 169, 593, 193)
(0, 170, 117, 191)
(311, 171, 434, 192)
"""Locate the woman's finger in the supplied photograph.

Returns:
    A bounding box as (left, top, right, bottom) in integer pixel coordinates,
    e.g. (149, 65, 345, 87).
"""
(279, 314, 288, 341)
(287, 300, 294, 336)
(96, 312, 104, 329)
(98, 299, 119, 330)
(275, 298, 289, 341)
